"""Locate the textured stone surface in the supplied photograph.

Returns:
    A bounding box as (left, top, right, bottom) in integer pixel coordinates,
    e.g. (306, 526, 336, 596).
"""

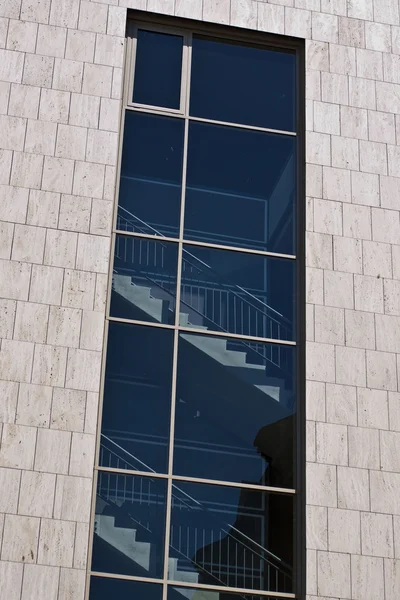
(0, 2, 399, 600)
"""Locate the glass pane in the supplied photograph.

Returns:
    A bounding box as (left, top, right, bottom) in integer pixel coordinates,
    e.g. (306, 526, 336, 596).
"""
(180, 245, 295, 341)
(92, 473, 167, 579)
(111, 235, 179, 325)
(173, 332, 295, 489)
(100, 322, 174, 474)
(190, 37, 296, 132)
(90, 576, 163, 600)
(169, 482, 293, 594)
(168, 588, 287, 600)
(184, 122, 296, 255)
(133, 29, 183, 109)
(118, 111, 184, 237)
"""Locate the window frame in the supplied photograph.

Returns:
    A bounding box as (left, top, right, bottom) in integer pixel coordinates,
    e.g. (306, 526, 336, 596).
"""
(86, 12, 306, 600)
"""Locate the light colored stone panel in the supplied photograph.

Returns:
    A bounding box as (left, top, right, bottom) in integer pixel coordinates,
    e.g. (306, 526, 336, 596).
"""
(389, 392, 400, 432)
(49, 0, 80, 28)
(358, 387, 389, 429)
(322, 166, 351, 203)
(65, 348, 102, 392)
(363, 240, 392, 278)
(8, 83, 40, 119)
(381, 430, 400, 472)
(333, 236, 362, 274)
(82, 63, 112, 97)
(307, 505, 327, 550)
(38, 518, 75, 567)
(337, 466, 369, 511)
(14, 301, 49, 344)
(73, 522, 89, 568)
(47, 306, 82, 348)
(371, 471, 400, 515)
(69, 432, 95, 477)
(361, 512, 394, 558)
(56, 124, 87, 162)
(51, 388, 86, 432)
(316, 422, 348, 465)
(27, 190, 60, 228)
(54, 475, 92, 522)
(1, 514, 40, 563)
(69, 93, 100, 128)
(354, 274, 383, 313)
(345, 309, 375, 349)
(16, 383, 52, 428)
(0, 467, 21, 513)
(21, 564, 59, 600)
(36, 24, 67, 59)
(90, 199, 113, 236)
(29, 264, 64, 306)
(348, 426, 380, 469)
(0, 298, 16, 338)
(326, 383, 357, 425)
(307, 463, 337, 507)
(34, 428, 71, 474)
(84, 392, 99, 434)
(73, 161, 105, 199)
(0, 561, 23, 600)
(0, 48, 24, 84)
(306, 342, 335, 383)
(23, 54, 54, 89)
(0, 380, 18, 423)
(317, 551, 350, 598)
(306, 232, 332, 269)
(314, 305, 344, 345)
(62, 269, 96, 310)
(18, 471, 56, 519)
(366, 350, 397, 391)
(42, 156, 74, 194)
(59, 194, 91, 233)
(0, 339, 34, 383)
(12, 224, 46, 265)
(39, 88, 70, 123)
(0, 185, 29, 224)
(44, 228, 77, 269)
(328, 507, 361, 554)
(385, 559, 400, 600)
(31, 344, 67, 387)
(324, 270, 354, 309)
(351, 555, 385, 600)
(75, 233, 109, 273)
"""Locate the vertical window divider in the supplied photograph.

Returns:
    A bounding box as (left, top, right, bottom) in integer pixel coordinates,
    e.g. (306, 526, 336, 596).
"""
(162, 34, 193, 600)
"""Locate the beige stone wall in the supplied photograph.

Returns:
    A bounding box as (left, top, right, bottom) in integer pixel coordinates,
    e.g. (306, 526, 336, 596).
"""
(0, 1, 399, 599)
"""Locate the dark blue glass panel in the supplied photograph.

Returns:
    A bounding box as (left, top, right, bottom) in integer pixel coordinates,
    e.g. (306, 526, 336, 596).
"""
(90, 577, 162, 600)
(92, 473, 167, 578)
(111, 235, 179, 325)
(169, 482, 293, 593)
(133, 30, 183, 109)
(118, 111, 184, 237)
(184, 122, 296, 254)
(190, 37, 296, 132)
(180, 245, 295, 341)
(100, 322, 174, 474)
(173, 332, 295, 489)
(168, 588, 285, 600)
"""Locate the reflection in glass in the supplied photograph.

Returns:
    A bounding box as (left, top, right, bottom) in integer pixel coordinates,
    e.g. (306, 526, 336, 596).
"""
(180, 245, 295, 341)
(168, 588, 287, 600)
(100, 322, 174, 474)
(118, 111, 184, 237)
(184, 122, 296, 254)
(174, 332, 295, 489)
(90, 576, 162, 600)
(190, 36, 296, 132)
(169, 482, 293, 593)
(92, 473, 167, 578)
(133, 30, 183, 109)
(111, 235, 179, 325)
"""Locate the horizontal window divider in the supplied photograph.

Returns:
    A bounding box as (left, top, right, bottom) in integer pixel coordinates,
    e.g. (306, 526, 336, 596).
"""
(95, 466, 297, 495)
(91, 572, 162, 585)
(166, 581, 296, 598)
(106, 316, 296, 346)
(113, 229, 297, 260)
(124, 103, 297, 137)
(90, 570, 296, 598)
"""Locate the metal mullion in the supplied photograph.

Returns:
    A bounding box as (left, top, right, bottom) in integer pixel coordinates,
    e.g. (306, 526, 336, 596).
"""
(162, 36, 193, 600)
(123, 103, 297, 137)
(113, 229, 297, 261)
(95, 466, 297, 495)
(166, 581, 296, 598)
(90, 571, 297, 598)
(106, 316, 296, 347)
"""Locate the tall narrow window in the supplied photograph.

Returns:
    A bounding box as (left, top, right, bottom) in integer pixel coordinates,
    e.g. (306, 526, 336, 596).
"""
(88, 18, 304, 600)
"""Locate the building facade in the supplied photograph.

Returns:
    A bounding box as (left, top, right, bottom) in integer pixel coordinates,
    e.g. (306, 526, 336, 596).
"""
(0, 1, 399, 600)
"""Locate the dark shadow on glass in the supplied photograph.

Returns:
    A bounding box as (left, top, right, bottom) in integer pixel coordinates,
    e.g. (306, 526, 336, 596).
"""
(168, 481, 293, 594)
(184, 122, 296, 254)
(168, 587, 288, 600)
(179, 244, 295, 341)
(173, 331, 295, 489)
(90, 576, 162, 600)
(133, 30, 183, 109)
(190, 36, 296, 132)
(100, 322, 174, 474)
(118, 111, 184, 237)
(92, 473, 167, 579)
(111, 234, 179, 325)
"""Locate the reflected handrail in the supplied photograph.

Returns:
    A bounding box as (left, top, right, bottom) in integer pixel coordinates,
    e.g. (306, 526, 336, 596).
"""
(100, 434, 292, 576)
(117, 205, 291, 328)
